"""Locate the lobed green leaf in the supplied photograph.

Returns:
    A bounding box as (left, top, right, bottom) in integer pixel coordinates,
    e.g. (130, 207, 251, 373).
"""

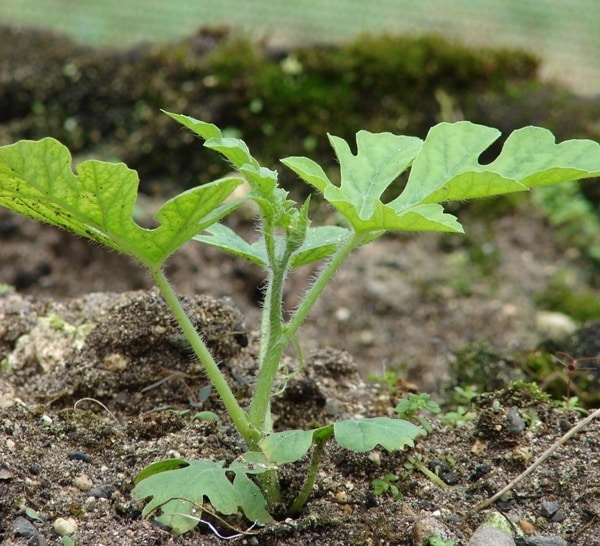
(284, 122, 600, 235)
(334, 417, 425, 452)
(0, 138, 242, 269)
(392, 122, 600, 207)
(132, 458, 273, 534)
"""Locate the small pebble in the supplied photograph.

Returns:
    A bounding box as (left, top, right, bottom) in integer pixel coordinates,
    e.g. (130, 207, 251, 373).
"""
(427, 459, 459, 486)
(68, 451, 91, 463)
(53, 517, 77, 536)
(469, 464, 491, 482)
(335, 307, 350, 321)
(12, 516, 37, 538)
(518, 519, 535, 535)
(72, 473, 93, 491)
(28, 534, 48, 546)
(367, 451, 381, 466)
(540, 500, 560, 518)
(468, 526, 515, 546)
(411, 515, 450, 545)
(90, 484, 115, 499)
(335, 490, 348, 503)
(521, 537, 567, 546)
(505, 406, 525, 434)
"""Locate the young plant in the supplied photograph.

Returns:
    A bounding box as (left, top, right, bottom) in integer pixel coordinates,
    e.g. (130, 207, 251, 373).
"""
(394, 393, 441, 432)
(1, 111, 599, 534)
(371, 473, 402, 499)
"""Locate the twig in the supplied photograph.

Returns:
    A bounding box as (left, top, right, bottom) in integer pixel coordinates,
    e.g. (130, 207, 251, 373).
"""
(73, 397, 121, 427)
(465, 406, 600, 519)
(151, 496, 260, 539)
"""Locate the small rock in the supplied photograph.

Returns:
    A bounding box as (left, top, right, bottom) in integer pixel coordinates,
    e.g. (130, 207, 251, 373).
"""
(411, 515, 450, 545)
(0, 467, 14, 480)
(67, 451, 91, 463)
(72, 473, 93, 491)
(540, 500, 560, 518)
(28, 534, 48, 546)
(535, 311, 577, 338)
(521, 537, 567, 546)
(53, 517, 77, 536)
(335, 307, 351, 321)
(505, 406, 525, 435)
(367, 451, 381, 466)
(427, 459, 459, 486)
(12, 516, 37, 538)
(469, 526, 515, 546)
(518, 519, 535, 536)
(469, 512, 515, 546)
(469, 464, 491, 482)
(90, 484, 114, 499)
(335, 490, 348, 503)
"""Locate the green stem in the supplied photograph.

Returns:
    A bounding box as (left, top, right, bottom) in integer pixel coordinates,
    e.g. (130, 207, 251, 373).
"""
(150, 267, 259, 449)
(285, 232, 366, 341)
(406, 456, 449, 489)
(249, 232, 365, 438)
(248, 257, 289, 433)
(288, 435, 330, 515)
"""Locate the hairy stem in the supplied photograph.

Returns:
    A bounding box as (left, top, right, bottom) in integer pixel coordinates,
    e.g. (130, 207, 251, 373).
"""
(249, 232, 367, 444)
(285, 232, 367, 341)
(150, 267, 259, 449)
(248, 255, 291, 434)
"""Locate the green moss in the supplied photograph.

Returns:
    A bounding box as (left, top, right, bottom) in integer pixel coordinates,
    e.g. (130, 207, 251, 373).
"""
(536, 271, 600, 322)
(447, 341, 526, 396)
(3, 25, 598, 202)
(532, 321, 600, 407)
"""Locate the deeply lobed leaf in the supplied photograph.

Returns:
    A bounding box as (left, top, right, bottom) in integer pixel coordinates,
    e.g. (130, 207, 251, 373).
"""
(0, 138, 242, 269)
(392, 122, 600, 207)
(284, 122, 600, 234)
(132, 459, 273, 534)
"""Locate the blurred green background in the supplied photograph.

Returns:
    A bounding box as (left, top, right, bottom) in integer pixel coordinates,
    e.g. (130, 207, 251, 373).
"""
(1, 0, 598, 95)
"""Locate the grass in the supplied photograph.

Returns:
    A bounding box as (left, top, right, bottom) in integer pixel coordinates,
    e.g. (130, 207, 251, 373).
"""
(0, 0, 598, 95)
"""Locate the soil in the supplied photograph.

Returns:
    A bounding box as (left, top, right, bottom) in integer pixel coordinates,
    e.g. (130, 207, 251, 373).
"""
(1, 26, 600, 546)
(1, 199, 600, 546)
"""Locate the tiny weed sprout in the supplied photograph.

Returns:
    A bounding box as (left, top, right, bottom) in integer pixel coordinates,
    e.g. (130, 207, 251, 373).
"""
(551, 351, 599, 400)
(371, 473, 401, 499)
(1, 110, 600, 534)
(394, 392, 441, 432)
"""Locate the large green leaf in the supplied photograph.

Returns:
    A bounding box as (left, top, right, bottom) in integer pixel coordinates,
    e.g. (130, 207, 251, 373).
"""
(334, 417, 424, 452)
(0, 138, 242, 269)
(392, 122, 600, 207)
(132, 458, 273, 535)
(284, 122, 600, 234)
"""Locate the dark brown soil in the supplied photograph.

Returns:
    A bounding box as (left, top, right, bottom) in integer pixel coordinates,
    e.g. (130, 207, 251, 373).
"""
(1, 201, 600, 545)
(1, 25, 600, 546)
